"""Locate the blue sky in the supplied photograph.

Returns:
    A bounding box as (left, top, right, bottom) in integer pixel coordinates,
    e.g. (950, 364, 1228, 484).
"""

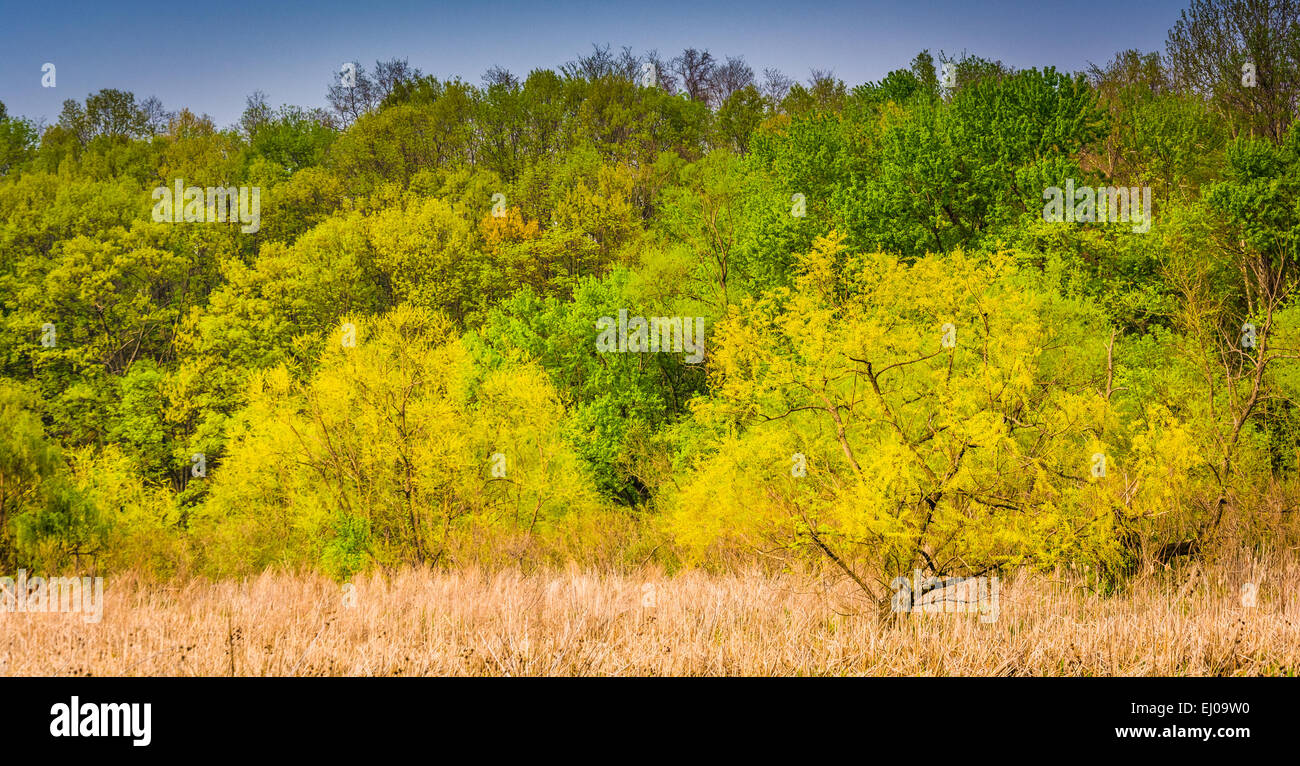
(1, 0, 1191, 127)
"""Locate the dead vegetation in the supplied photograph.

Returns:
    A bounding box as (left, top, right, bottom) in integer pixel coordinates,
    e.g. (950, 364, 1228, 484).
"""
(2, 550, 1297, 676)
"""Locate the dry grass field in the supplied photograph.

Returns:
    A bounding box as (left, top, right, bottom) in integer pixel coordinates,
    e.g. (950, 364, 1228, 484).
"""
(3, 551, 1298, 676)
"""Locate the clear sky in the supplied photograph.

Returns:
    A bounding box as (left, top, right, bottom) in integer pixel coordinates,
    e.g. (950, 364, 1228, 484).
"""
(1, 0, 1191, 128)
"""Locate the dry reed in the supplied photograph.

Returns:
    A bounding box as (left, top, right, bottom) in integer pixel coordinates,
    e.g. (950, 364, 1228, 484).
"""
(2, 551, 1296, 676)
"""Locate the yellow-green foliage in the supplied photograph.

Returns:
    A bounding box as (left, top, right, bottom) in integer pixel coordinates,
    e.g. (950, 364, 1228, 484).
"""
(667, 233, 1130, 583)
(7, 50, 1300, 585)
(192, 304, 601, 577)
(69, 445, 187, 576)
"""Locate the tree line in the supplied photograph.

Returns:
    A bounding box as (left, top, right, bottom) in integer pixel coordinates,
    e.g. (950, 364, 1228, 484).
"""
(1, 1, 1299, 598)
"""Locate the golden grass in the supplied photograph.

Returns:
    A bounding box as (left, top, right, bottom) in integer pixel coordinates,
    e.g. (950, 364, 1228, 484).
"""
(2, 551, 1297, 676)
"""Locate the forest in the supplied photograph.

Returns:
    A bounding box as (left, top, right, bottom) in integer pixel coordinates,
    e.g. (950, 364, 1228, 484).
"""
(2, 1, 1300, 619)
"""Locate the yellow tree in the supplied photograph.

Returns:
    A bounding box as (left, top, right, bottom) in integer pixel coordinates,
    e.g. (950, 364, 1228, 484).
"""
(668, 233, 1128, 599)
(193, 305, 599, 577)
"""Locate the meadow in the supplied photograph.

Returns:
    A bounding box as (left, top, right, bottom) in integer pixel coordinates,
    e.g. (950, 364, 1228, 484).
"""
(4, 552, 1296, 676)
